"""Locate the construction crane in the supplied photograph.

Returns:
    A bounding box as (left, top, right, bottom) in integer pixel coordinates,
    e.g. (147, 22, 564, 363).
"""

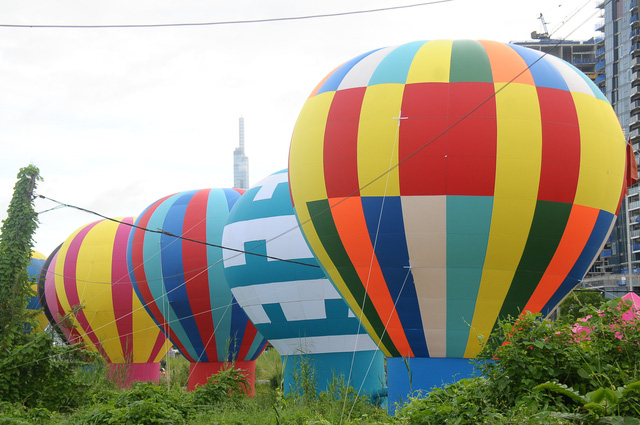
(531, 13, 550, 40)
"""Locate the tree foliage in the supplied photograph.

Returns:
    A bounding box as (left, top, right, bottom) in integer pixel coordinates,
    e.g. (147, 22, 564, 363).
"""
(0, 164, 41, 346)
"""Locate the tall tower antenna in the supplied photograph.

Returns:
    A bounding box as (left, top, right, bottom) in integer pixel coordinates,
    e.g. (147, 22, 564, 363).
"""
(233, 116, 249, 189)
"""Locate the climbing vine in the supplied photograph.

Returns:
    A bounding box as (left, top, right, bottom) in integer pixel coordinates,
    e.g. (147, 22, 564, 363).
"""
(0, 164, 41, 346)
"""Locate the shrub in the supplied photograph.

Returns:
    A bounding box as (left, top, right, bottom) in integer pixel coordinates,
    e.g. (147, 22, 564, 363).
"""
(191, 366, 249, 407)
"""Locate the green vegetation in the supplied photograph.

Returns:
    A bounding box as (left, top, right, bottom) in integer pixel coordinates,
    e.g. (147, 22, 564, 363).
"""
(395, 298, 640, 424)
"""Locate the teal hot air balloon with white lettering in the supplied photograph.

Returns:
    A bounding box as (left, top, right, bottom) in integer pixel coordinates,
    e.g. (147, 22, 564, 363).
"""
(222, 170, 384, 397)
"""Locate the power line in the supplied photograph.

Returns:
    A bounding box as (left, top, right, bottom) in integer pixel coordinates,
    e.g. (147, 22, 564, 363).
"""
(0, 1, 452, 29)
(36, 194, 319, 268)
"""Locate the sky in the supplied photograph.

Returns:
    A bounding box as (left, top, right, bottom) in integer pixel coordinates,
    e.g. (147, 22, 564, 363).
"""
(0, 0, 602, 256)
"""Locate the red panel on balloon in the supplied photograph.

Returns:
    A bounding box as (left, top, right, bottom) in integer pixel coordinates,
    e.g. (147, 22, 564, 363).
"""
(324, 87, 366, 198)
(537, 87, 580, 203)
(447, 83, 497, 196)
(399, 83, 449, 195)
(182, 189, 218, 361)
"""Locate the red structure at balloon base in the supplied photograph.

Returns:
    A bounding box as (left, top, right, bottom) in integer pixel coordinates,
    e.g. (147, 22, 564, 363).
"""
(108, 362, 161, 388)
(187, 360, 256, 395)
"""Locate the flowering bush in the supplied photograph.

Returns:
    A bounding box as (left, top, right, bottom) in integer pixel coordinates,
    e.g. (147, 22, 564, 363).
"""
(477, 298, 640, 416)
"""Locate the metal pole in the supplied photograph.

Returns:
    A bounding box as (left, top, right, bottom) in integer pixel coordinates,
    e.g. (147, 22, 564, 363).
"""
(625, 194, 634, 293)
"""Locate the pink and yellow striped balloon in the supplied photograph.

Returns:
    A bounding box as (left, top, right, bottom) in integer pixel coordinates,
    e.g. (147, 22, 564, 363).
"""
(42, 218, 171, 386)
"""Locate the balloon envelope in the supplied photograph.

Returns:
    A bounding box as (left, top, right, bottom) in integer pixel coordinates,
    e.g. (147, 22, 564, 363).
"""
(26, 251, 48, 332)
(43, 218, 171, 385)
(127, 188, 267, 391)
(222, 170, 384, 395)
(288, 39, 626, 362)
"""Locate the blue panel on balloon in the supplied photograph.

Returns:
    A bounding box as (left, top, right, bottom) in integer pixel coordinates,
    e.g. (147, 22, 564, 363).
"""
(387, 357, 477, 415)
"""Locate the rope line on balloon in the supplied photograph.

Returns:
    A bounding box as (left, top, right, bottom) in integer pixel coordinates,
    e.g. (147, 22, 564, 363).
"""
(340, 109, 405, 423)
(0, 0, 453, 29)
(36, 195, 318, 269)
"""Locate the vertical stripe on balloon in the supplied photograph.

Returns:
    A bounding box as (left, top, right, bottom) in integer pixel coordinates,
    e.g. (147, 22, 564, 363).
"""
(207, 189, 240, 361)
(358, 84, 403, 197)
(572, 93, 626, 214)
(479, 40, 535, 86)
(289, 94, 332, 208)
(323, 88, 366, 198)
(449, 40, 493, 83)
(183, 189, 217, 363)
(361, 196, 429, 357)
(406, 40, 453, 84)
(536, 87, 581, 203)
(446, 195, 492, 357)
(401, 195, 447, 357)
(113, 218, 134, 362)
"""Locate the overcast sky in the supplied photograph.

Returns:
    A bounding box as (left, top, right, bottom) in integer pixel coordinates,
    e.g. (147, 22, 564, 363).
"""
(0, 0, 601, 256)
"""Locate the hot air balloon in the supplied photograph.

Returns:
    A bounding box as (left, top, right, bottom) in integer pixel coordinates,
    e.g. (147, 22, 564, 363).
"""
(25, 251, 49, 333)
(288, 39, 626, 408)
(222, 170, 385, 397)
(41, 218, 171, 387)
(38, 244, 77, 343)
(127, 188, 268, 392)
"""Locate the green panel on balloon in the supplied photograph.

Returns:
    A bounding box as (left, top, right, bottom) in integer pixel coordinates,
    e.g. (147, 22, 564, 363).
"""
(500, 200, 573, 318)
(446, 196, 492, 357)
(450, 40, 493, 83)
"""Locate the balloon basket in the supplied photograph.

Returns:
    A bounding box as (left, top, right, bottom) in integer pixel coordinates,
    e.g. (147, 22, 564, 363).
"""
(282, 350, 385, 400)
(108, 362, 161, 388)
(386, 357, 476, 415)
(188, 360, 256, 395)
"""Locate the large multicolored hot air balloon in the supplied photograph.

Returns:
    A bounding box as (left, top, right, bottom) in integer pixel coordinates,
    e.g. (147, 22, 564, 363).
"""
(288, 39, 626, 407)
(222, 170, 384, 396)
(25, 251, 49, 333)
(127, 188, 268, 392)
(41, 218, 171, 387)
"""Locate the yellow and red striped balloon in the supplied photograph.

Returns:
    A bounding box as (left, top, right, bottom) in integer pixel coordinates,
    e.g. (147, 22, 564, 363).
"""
(42, 218, 171, 384)
(289, 39, 626, 360)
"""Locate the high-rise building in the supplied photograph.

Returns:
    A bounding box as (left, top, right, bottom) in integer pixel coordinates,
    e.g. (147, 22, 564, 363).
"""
(584, 0, 640, 294)
(234, 117, 249, 189)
